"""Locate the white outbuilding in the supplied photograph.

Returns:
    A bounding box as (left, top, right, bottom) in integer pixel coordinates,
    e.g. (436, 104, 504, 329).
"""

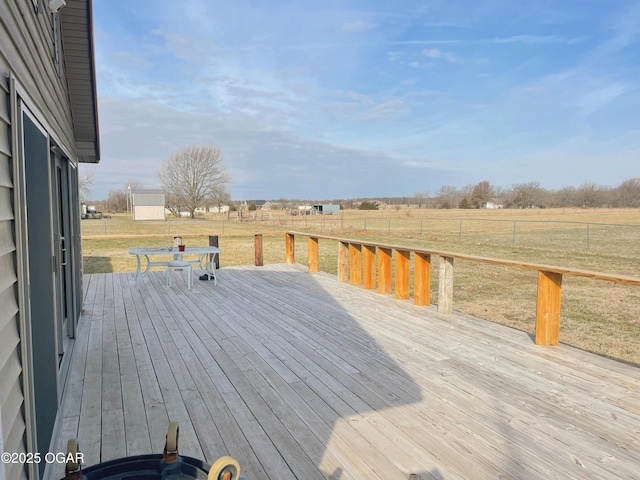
(132, 189, 166, 220)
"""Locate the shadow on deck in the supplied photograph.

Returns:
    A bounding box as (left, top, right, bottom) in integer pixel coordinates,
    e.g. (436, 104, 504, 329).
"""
(48, 264, 640, 479)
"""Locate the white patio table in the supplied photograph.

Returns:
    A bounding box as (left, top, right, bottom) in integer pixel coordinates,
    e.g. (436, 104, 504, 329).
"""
(129, 246, 221, 286)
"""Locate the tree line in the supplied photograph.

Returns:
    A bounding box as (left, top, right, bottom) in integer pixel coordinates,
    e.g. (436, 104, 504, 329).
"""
(416, 179, 640, 209)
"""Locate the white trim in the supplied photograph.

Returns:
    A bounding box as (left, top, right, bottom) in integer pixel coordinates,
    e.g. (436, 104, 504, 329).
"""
(12, 80, 76, 165)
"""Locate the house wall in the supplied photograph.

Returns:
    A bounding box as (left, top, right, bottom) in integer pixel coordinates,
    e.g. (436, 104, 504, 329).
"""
(0, 64, 25, 480)
(0, 1, 87, 478)
(133, 205, 165, 221)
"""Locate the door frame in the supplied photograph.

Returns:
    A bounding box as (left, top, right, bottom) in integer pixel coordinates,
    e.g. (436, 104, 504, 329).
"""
(10, 76, 80, 479)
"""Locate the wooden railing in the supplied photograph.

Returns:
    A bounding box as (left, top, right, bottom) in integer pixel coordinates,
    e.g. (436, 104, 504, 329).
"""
(285, 231, 640, 346)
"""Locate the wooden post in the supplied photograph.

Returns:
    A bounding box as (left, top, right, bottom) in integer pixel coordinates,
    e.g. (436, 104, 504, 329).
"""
(438, 256, 454, 314)
(209, 235, 219, 269)
(363, 245, 376, 290)
(535, 271, 562, 346)
(378, 247, 392, 294)
(286, 233, 295, 264)
(414, 253, 431, 306)
(254, 234, 263, 266)
(308, 237, 319, 273)
(338, 242, 348, 282)
(395, 250, 410, 299)
(349, 244, 362, 285)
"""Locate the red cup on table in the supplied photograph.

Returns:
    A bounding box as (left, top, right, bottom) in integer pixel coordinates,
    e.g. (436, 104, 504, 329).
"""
(178, 245, 185, 252)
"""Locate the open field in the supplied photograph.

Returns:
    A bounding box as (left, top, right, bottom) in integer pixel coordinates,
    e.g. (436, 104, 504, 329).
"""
(81, 208, 640, 366)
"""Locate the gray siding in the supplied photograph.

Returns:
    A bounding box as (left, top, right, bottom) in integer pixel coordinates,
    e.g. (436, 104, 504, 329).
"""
(0, 1, 89, 478)
(132, 190, 166, 207)
(0, 64, 26, 480)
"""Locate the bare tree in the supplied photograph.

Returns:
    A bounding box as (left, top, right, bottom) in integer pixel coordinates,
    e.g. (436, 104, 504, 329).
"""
(512, 181, 544, 208)
(470, 180, 494, 208)
(577, 182, 606, 208)
(211, 185, 232, 215)
(105, 189, 127, 213)
(413, 191, 430, 208)
(436, 185, 460, 209)
(79, 172, 94, 202)
(158, 145, 231, 218)
(613, 178, 640, 208)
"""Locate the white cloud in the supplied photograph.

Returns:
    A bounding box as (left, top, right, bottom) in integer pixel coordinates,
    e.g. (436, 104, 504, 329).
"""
(87, 97, 448, 199)
(421, 48, 457, 62)
(488, 35, 587, 45)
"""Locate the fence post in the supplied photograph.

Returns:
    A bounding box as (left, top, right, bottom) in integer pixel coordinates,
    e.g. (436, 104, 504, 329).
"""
(395, 250, 410, 300)
(414, 253, 431, 306)
(420, 219, 423, 237)
(104, 218, 107, 234)
(286, 233, 295, 264)
(363, 245, 376, 289)
(378, 247, 392, 294)
(364, 216, 367, 230)
(308, 237, 319, 273)
(586, 224, 590, 252)
(338, 242, 349, 282)
(512, 221, 517, 247)
(438, 256, 454, 314)
(168, 219, 171, 234)
(388, 219, 391, 235)
(535, 271, 562, 345)
(458, 220, 462, 242)
(349, 244, 362, 285)
(255, 234, 263, 266)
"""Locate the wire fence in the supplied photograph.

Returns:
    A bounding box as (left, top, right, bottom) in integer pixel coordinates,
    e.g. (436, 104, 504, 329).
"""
(80, 215, 640, 258)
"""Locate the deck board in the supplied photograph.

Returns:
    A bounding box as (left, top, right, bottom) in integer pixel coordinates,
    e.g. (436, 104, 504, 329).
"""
(47, 264, 640, 480)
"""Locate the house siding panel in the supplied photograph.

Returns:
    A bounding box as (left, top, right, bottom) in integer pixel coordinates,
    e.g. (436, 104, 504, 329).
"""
(1, 2, 98, 476)
(0, 21, 25, 474)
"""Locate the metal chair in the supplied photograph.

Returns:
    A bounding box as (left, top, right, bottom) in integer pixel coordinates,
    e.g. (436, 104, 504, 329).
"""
(166, 260, 193, 289)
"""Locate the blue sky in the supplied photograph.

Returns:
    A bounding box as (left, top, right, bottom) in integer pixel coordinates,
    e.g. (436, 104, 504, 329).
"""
(84, 0, 640, 200)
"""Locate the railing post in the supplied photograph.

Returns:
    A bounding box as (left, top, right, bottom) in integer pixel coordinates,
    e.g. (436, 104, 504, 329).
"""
(378, 247, 392, 294)
(338, 242, 349, 282)
(395, 250, 410, 300)
(414, 253, 431, 306)
(254, 234, 263, 266)
(349, 243, 362, 285)
(535, 271, 562, 345)
(286, 233, 295, 264)
(438, 256, 454, 314)
(308, 237, 319, 273)
(209, 235, 220, 269)
(363, 245, 376, 289)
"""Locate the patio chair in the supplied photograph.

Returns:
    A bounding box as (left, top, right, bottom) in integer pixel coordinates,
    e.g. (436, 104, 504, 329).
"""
(166, 260, 193, 289)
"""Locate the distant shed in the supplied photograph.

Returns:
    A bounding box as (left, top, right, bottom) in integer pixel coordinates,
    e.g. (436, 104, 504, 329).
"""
(313, 204, 341, 215)
(132, 189, 166, 220)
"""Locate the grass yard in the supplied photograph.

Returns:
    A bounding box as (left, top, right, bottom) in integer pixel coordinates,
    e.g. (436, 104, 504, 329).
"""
(81, 208, 640, 366)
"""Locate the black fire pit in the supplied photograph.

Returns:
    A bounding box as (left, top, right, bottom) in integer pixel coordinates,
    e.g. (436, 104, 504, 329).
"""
(62, 422, 244, 480)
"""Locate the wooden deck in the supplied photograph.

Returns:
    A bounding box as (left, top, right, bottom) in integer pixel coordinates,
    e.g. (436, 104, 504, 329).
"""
(47, 264, 640, 480)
